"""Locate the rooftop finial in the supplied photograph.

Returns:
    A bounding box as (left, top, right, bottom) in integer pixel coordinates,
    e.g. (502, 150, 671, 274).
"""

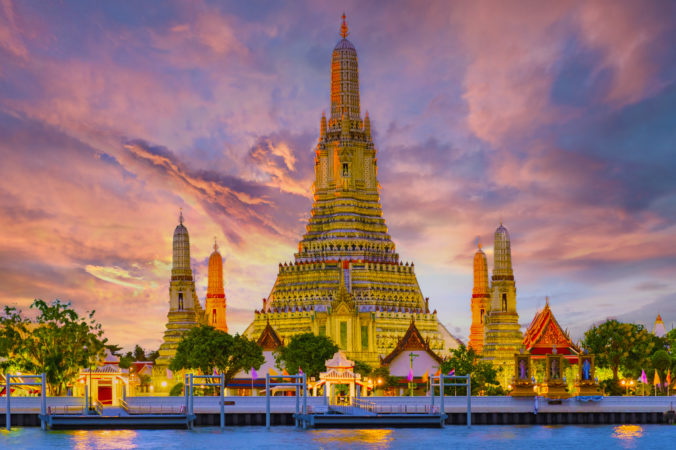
(179, 208, 184, 225)
(340, 13, 348, 39)
(214, 236, 218, 252)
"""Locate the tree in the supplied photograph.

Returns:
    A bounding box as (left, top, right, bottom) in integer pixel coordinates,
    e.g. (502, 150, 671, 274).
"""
(133, 345, 147, 361)
(652, 350, 671, 382)
(353, 360, 372, 378)
(275, 333, 338, 378)
(440, 344, 504, 395)
(371, 366, 397, 389)
(581, 319, 665, 383)
(170, 325, 264, 384)
(0, 299, 107, 395)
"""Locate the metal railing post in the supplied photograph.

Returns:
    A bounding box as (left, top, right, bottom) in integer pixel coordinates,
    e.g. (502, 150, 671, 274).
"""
(295, 375, 300, 427)
(440, 375, 445, 427)
(220, 373, 225, 430)
(6, 373, 10, 431)
(189, 373, 194, 429)
(266, 373, 270, 429)
(41, 373, 46, 430)
(303, 373, 307, 415)
(84, 385, 88, 416)
(431, 376, 435, 410)
(467, 374, 471, 427)
(184, 374, 189, 414)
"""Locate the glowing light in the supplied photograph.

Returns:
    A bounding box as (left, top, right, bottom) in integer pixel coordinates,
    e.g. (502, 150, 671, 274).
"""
(161, 381, 167, 388)
(150, 386, 154, 392)
(613, 425, 644, 441)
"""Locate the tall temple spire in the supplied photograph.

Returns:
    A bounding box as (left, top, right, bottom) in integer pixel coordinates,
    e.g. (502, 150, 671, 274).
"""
(482, 222, 521, 383)
(468, 242, 490, 352)
(171, 210, 192, 281)
(330, 14, 360, 122)
(244, 16, 462, 364)
(206, 238, 228, 332)
(492, 223, 514, 280)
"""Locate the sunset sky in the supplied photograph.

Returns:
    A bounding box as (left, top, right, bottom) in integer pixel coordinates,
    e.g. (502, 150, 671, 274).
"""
(1, 0, 675, 351)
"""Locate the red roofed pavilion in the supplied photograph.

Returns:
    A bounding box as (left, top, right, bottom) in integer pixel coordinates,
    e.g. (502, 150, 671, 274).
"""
(523, 298, 579, 363)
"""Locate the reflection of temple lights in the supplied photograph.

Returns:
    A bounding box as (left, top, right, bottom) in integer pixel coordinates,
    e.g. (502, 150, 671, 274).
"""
(613, 425, 643, 440)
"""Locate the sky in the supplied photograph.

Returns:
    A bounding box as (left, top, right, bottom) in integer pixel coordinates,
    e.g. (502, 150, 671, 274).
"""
(1, 0, 675, 352)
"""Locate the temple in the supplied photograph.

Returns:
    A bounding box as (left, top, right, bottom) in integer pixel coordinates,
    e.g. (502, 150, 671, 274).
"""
(653, 314, 667, 337)
(244, 15, 461, 365)
(468, 242, 490, 353)
(155, 211, 205, 373)
(205, 241, 228, 333)
(481, 224, 523, 379)
(522, 298, 579, 362)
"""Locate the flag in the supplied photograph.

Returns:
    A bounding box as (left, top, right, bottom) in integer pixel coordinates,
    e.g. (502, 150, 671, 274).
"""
(251, 367, 257, 380)
(283, 368, 290, 381)
(407, 368, 413, 382)
(299, 367, 303, 375)
(269, 368, 279, 376)
(448, 369, 455, 376)
(654, 370, 660, 386)
(434, 368, 441, 377)
(639, 369, 648, 384)
(422, 369, 429, 383)
(667, 370, 672, 386)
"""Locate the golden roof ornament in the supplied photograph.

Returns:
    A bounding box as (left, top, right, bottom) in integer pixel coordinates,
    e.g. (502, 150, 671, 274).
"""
(340, 13, 349, 39)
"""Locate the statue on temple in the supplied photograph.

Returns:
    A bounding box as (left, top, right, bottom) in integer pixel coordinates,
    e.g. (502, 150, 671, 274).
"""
(575, 351, 601, 397)
(544, 351, 569, 400)
(510, 351, 535, 397)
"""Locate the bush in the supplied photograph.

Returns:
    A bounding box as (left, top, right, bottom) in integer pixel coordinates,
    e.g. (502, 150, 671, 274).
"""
(169, 382, 183, 396)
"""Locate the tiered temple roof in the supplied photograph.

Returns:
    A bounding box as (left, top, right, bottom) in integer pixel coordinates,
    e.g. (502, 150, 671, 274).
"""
(244, 15, 460, 364)
(381, 321, 443, 365)
(523, 298, 579, 362)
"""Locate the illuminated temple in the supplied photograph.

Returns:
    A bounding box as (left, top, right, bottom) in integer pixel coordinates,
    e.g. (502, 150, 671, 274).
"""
(243, 16, 461, 365)
(154, 213, 227, 386)
(468, 224, 524, 380)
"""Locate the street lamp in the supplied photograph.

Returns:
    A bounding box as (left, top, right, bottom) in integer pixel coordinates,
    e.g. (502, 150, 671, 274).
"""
(83, 345, 92, 413)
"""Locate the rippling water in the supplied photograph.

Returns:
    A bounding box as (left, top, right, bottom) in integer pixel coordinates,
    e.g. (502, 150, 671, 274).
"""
(1, 425, 673, 449)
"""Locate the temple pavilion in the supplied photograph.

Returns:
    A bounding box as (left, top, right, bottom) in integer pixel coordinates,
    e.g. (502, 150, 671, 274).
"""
(243, 15, 461, 365)
(522, 298, 579, 363)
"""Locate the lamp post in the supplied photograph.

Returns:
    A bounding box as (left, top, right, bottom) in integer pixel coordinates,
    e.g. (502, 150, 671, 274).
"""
(83, 345, 92, 413)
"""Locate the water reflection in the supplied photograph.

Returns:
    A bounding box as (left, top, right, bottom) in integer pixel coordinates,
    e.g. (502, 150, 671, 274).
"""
(70, 429, 138, 449)
(311, 429, 393, 447)
(612, 425, 644, 448)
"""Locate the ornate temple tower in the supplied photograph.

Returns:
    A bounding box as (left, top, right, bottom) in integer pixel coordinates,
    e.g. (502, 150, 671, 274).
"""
(205, 241, 228, 333)
(468, 242, 490, 353)
(244, 15, 461, 364)
(482, 224, 523, 381)
(155, 212, 205, 372)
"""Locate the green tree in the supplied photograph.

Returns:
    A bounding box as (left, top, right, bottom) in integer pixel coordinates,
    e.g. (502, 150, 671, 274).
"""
(0, 299, 107, 395)
(581, 320, 665, 383)
(133, 345, 147, 361)
(275, 333, 338, 378)
(371, 366, 397, 389)
(170, 325, 264, 384)
(440, 344, 505, 395)
(652, 350, 671, 382)
(353, 360, 372, 378)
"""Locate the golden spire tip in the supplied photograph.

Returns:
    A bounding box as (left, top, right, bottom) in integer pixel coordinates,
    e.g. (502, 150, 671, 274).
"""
(340, 13, 349, 39)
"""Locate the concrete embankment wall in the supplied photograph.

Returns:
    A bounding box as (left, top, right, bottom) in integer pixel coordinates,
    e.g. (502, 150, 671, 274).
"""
(2, 395, 675, 426)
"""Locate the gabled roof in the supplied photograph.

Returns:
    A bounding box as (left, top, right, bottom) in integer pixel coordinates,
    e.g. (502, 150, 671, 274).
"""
(523, 299, 579, 356)
(257, 320, 283, 351)
(381, 320, 442, 365)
